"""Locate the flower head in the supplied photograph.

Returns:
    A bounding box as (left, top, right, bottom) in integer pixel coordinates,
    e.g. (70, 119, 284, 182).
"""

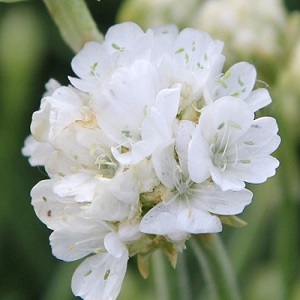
(192, 0, 286, 58)
(23, 22, 280, 300)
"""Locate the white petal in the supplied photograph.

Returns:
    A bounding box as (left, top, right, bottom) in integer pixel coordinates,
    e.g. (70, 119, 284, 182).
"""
(69, 76, 100, 93)
(140, 201, 222, 235)
(118, 222, 142, 242)
(149, 24, 178, 38)
(22, 135, 53, 166)
(188, 132, 211, 183)
(53, 173, 97, 203)
(31, 86, 85, 144)
(45, 150, 76, 178)
(231, 156, 279, 184)
(157, 86, 181, 127)
(87, 171, 139, 222)
(146, 25, 178, 64)
(141, 86, 181, 152)
(174, 28, 224, 71)
(151, 146, 178, 189)
(50, 218, 109, 261)
(88, 190, 136, 222)
(230, 117, 281, 184)
(31, 180, 82, 230)
(210, 165, 246, 191)
(76, 127, 115, 150)
(107, 169, 139, 205)
(176, 206, 222, 234)
(104, 232, 127, 258)
(70, 41, 111, 92)
(111, 140, 154, 165)
(198, 97, 254, 143)
(214, 62, 256, 100)
(139, 202, 180, 235)
(54, 124, 96, 167)
(175, 120, 196, 176)
(44, 78, 61, 97)
(141, 109, 172, 149)
(158, 54, 206, 108)
(71, 252, 128, 300)
(237, 117, 280, 157)
(192, 181, 253, 215)
(71, 41, 104, 79)
(244, 88, 272, 112)
(94, 60, 159, 145)
(131, 159, 159, 193)
(30, 100, 51, 142)
(104, 22, 144, 54)
(48, 87, 83, 137)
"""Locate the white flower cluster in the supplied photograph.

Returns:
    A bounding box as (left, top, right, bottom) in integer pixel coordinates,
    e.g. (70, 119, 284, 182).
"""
(23, 22, 280, 300)
(192, 0, 286, 58)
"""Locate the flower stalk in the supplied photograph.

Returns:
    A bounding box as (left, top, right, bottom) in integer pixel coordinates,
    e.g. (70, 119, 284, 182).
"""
(152, 250, 171, 300)
(43, 0, 103, 53)
(191, 234, 241, 300)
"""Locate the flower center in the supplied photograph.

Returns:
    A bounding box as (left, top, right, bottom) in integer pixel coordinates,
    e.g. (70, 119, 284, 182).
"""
(212, 151, 228, 171)
(173, 173, 194, 199)
(210, 121, 239, 172)
(95, 153, 118, 178)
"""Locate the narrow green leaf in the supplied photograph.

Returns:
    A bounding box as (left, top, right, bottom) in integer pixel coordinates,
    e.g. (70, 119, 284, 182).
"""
(0, 0, 29, 2)
(43, 0, 103, 53)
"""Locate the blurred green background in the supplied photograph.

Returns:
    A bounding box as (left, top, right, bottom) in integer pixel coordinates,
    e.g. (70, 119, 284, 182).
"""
(0, 0, 300, 299)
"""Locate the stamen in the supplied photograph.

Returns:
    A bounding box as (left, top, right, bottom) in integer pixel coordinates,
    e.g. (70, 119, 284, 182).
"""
(216, 122, 228, 153)
(221, 128, 232, 159)
(233, 143, 238, 166)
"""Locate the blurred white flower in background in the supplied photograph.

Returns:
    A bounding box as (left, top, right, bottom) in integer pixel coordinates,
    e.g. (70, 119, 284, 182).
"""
(118, 0, 286, 62)
(192, 0, 286, 59)
(117, 0, 203, 28)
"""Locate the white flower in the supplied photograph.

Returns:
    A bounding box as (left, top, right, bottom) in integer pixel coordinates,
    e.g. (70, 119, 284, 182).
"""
(193, 0, 286, 57)
(188, 97, 280, 191)
(30, 86, 87, 143)
(71, 251, 128, 300)
(69, 23, 178, 93)
(32, 177, 140, 300)
(117, 0, 201, 29)
(23, 21, 281, 300)
(204, 62, 272, 112)
(140, 144, 252, 238)
(158, 27, 225, 111)
(49, 217, 130, 300)
(140, 120, 252, 237)
(85, 169, 140, 222)
(92, 60, 181, 165)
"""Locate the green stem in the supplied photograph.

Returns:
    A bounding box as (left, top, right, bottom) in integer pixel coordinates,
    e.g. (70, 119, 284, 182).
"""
(152, 250, 170, 300)
(228, 180, 277, 277)
(43, 0, 103, 53)
(191, 234, 241, 300)
(273, 86, 300, 300)
(176, 253, 192, 300)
